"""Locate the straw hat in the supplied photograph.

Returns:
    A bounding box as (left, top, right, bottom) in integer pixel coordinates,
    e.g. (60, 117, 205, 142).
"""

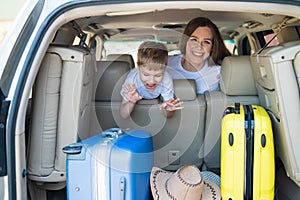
(150, 165, 220, 200)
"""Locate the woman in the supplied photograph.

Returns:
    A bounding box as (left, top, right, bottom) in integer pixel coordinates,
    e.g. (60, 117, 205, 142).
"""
(167, 17, 231, 94)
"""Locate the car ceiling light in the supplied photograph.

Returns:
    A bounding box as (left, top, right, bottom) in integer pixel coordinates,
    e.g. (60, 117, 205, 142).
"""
(106, 9, 154, 16)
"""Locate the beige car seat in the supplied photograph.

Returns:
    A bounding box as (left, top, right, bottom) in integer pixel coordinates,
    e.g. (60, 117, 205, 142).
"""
(106, 54, 135, 68)
(204, 55, 259, 172)
(27, 45, 95, 189)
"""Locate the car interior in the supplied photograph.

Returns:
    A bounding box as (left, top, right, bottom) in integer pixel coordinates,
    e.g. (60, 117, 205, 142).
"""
(19, 2, 300, 199)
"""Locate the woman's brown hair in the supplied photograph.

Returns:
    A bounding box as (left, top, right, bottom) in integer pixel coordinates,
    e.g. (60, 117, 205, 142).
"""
(180, 17, 231, 65)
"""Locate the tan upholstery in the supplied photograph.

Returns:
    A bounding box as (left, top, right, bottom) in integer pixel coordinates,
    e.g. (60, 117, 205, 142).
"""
(173, 79, 197, 101)
(203, 56, 259, 172)
(220, 56, 257, 96)
(94, 60, 131, 130)
(94, 64, 206, 170)
(27, 45, 95, 188)
(118, 79, 206, 171)
(95, 61, 131, 102)
(106, 54, 135, 68)
(250, 41, 300, 186)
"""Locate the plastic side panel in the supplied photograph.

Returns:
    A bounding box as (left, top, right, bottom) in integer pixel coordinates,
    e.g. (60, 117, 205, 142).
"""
(250, 56, 276, 91)
(256, 84, 280, 119)
(275, 59, 300, 186)
(253, 42, 300, 187)
(221, 106, 245, 199)
(252, 105, 275, 199)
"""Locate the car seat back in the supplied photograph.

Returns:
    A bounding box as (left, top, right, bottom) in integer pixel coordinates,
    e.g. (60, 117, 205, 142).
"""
(27, 45, 95, 188)
(250, 41, 300, 186)
(106, 54, 135, 68)
(204, 55, 259, 172)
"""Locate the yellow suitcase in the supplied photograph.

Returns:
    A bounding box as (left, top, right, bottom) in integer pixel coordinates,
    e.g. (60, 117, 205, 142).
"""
(221, 103, 275, 200)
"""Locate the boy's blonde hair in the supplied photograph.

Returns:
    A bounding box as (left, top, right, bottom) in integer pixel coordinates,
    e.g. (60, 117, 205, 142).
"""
(137, 41, 168, 70)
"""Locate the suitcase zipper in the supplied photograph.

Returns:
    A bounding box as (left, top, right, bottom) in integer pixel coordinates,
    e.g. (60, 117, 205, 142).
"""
(244, 105, 254, 200)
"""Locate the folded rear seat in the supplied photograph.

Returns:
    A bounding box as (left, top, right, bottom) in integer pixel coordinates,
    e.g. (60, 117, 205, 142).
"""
(203, 55, 259, 173)
(250, 41, 300, 186)
(27, 45, 95, 189)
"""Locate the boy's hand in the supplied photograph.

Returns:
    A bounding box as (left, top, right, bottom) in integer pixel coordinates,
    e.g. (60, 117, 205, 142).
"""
(159, 98, 183, 111)
(122, 84, 142, 104)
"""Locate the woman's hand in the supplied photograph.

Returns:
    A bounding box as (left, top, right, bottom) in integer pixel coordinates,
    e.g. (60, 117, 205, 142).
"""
(122, 83, 142, 104)
(159, 98, 183, 111)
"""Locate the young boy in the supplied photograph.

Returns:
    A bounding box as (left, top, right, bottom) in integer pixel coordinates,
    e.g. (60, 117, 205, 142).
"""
(120, 41, 183, 119)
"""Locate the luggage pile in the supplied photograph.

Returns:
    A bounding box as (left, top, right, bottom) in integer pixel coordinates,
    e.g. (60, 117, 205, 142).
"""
(63, 103, 276, 200)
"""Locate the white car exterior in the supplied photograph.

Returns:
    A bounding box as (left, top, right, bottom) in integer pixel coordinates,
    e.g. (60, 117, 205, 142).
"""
(1, 0, 300, 199)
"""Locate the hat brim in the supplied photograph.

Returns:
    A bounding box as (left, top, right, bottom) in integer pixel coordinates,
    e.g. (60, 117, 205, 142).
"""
(150, 167, 220, 200)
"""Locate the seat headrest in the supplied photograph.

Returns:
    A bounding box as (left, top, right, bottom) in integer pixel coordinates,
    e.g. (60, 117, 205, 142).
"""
(220, 56, 257, 96)
(106, 54, 135, 68)
(51, 23, 77, 46)
(96, 61, 131, 101)
(174, 79, 197, 101)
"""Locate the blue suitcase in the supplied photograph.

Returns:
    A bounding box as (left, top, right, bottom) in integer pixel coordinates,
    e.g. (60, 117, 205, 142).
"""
(63, 128, 153, 200)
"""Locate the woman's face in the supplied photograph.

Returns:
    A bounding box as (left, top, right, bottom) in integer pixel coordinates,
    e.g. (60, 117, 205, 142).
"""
(184, 26, 213, 69)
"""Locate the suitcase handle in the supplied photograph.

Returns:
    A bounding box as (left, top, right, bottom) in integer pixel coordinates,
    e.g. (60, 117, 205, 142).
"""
(102, 128, 125, 138)
(234, 102, 240, 114)
(62, 145, 82, 154)
(223, 103, 241, 116)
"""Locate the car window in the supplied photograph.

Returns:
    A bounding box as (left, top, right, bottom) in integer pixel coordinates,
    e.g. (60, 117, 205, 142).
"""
(224, 39, 237, 55)
(264, 33, 279, 47)
(256, 30, 279, 49)
(103, 40, 142, 64)
(103, 39, 236, 62)
(102, 40, 180, 64)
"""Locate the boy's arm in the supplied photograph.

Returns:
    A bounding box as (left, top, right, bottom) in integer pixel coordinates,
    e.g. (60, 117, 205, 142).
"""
(160, 73, 183, 118)
(119, 99, 136, 119)
(119, 83, 142, 119)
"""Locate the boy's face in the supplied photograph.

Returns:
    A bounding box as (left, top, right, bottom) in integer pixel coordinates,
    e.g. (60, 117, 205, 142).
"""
(138, 65, 165, 91)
